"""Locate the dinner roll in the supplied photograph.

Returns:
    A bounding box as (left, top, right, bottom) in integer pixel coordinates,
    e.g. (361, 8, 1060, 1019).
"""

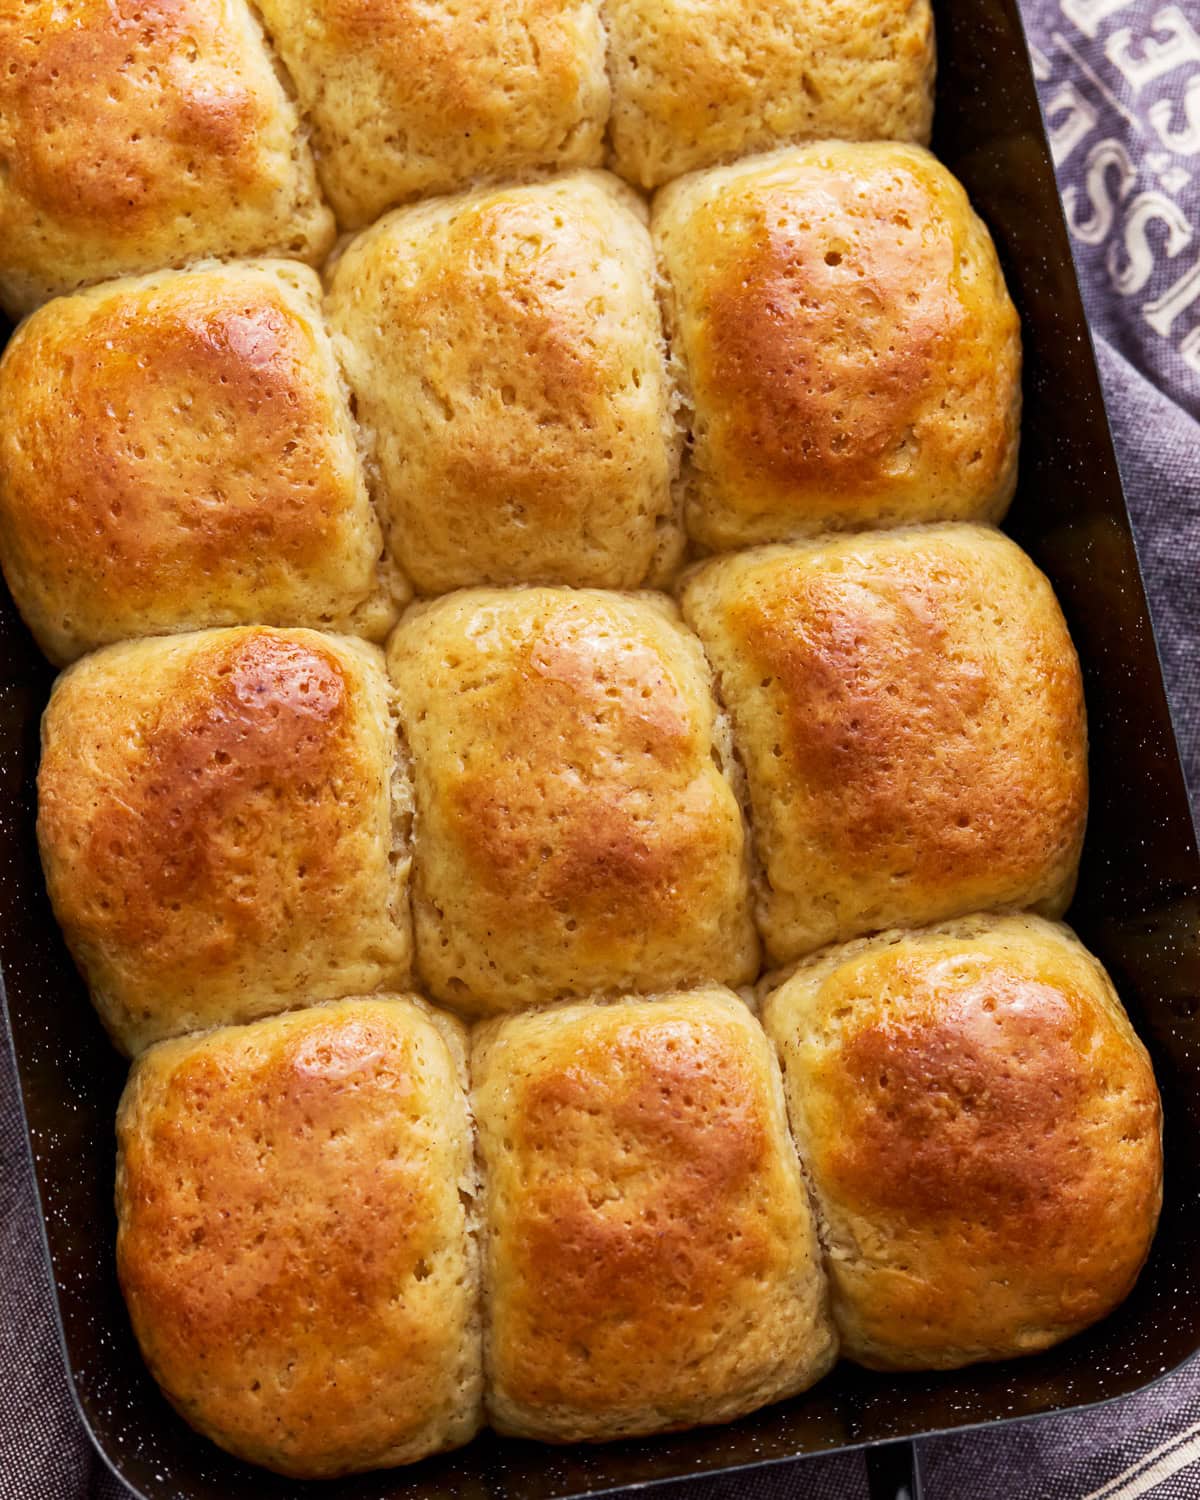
(387, 588, 757, 1014)
(606, 0, 934, 189)
(474, 989, 836, 1440)
(761, 914, 1163, 1369)
(0, 263, 403, 665)
(117, 997, 480, 1476)
(681, 527, 1087, 963)
(328, 174, 681, 595)
(38, 628, 412, 1054)
(654, 144, 1021, 550)
(0, 0, 333, 316)
(256, 0, 609, 228)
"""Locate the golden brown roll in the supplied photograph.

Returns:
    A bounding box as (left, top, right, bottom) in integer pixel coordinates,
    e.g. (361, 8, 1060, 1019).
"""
(654, 144, 1021, 550)
(117, 996, 481, 1477)
(680, 527, 1088, 963)
(473, 988, 836, 1440)
(387, 588, 758, 1015)
(256, 0, 609, 228)
(761, 914, 1163, 1370)
(606, 0, 935, 189)
(0, 262, 403, 665)
(328, 174, 682, 595)
(38, 628, 412, 1054)
(0, 0, 333, 316)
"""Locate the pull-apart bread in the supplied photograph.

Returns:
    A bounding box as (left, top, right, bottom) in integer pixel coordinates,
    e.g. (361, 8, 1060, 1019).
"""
(473, 989, 836, 1440)
(654, 143, 1021, 549)
(328, 173, 681, 594)
(761, 915, 1163, 1370)
(38, 628, 413, 1054)
(2, 0, 1166, 1466)
(0, 262, 401, 665)
(255, 0, 609, 227)
(387, 588, 758, 1014)
(681, 526, 1088, 963)
(117, 997, 480, 1477)
(0, 0, 333, 316)
(606, 0, 934, 189)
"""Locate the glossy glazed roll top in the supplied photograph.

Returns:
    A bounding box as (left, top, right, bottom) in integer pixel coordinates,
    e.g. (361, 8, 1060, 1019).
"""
(655, 143, 1021, 549)
(761, 915, 1163, 1369)
(0, 262, 402, 664)
(116, 997, 480, 1476)
(388, 588, 758, 1013)
(0, 0, 333, 315)
(682, 526, 1087, 962)
(38, 627, 413, 1053)
(473, 988, 836, 1439)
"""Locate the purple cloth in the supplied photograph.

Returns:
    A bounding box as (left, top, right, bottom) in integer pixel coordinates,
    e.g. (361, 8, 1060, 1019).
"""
(1028, 0, 1200, 800)
(1, 2, 1197, 1497)
(1032, 0, 1200, 423)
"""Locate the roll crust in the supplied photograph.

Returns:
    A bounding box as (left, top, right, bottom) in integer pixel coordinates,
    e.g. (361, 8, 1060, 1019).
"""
(328, 174, 681, 594)
(387, 588, 757, 1014)
(38, 627, 412, 1053)
(606, 0, 934, 189)
(116, 997, 481, 1476)
(654, 144, 1021, 549)
(0, 0, 333, 315)
(473, 989, 836, 1440)
(681, 526, 1088, 962)
(0, 262, 402, 664)
(256, 0, 609, 228)
(761, 915, 1163, 1369)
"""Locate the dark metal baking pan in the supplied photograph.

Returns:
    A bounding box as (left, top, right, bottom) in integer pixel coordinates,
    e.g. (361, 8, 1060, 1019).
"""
(2, 0, 1198, 1495)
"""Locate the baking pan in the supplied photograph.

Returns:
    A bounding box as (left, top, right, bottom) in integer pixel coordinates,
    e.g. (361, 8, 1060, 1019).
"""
(2, 0, 1199, 1496)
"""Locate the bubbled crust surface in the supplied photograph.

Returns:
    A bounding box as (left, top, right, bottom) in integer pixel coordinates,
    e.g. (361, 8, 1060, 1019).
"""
(38, 628, 413, 1054)
(473, 989, 836, 1440)
(0, 0, 333, 316)
(681, 527, 1087, 963)
(654, 144, 1021, 550)
(387, 589, 757, 1015)
(760, 915, 1163, 1370)
(606, 0, 934, 190)
(0, 262, 403, 665)
(256, 0, 608, 228)
(328, 174, 682, 595)
(116, 997, 481, 1477)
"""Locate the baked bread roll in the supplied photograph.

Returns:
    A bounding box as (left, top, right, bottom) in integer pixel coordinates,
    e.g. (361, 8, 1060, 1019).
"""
(328, 174, 681, 595)
(38, 628, 412, 1054)
(654, 144, 1021, 550)
(681, 526, 1087, 963)
(0, 262, 402, 665)
(473, 988, 836, 1440)
(117, 997, 480, 1477)
(256, 0, 609, 228)
(761, 914, 1163, 1369)
(0, 0, 333, 316)
(387, 588, 757, 1014)
(607, 0, 935, 189)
